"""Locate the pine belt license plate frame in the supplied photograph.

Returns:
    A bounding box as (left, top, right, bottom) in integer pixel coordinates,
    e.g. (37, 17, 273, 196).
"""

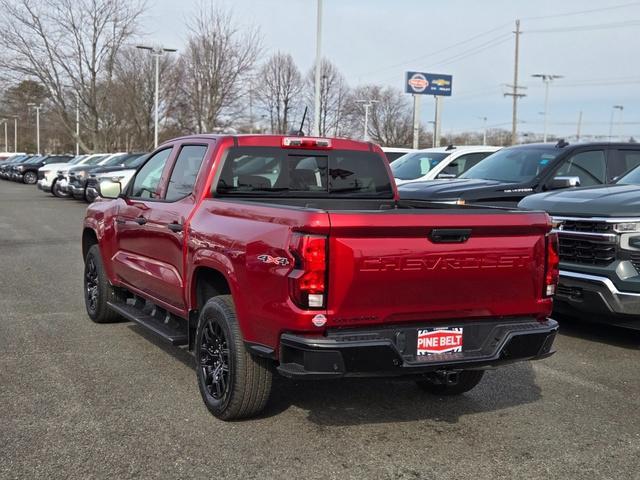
(416, 327, 464, 356)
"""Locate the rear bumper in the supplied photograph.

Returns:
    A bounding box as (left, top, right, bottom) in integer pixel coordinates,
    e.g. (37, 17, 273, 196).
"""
(277, 318, 558, 379)
(555, 270, 640, 323)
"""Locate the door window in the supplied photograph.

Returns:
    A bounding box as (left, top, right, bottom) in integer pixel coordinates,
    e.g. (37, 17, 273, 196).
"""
(130, 148, 172, 198)
(553, 150, 606, 187)
(441, 152, 493, 177)
(165, 145, 208, 201)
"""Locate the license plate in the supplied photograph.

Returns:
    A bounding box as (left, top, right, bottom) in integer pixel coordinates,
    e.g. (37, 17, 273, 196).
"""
(417, 327, 463, 356)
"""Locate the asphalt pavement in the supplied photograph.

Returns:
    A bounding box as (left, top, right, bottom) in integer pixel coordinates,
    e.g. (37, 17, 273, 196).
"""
(0, 180, 638, 480)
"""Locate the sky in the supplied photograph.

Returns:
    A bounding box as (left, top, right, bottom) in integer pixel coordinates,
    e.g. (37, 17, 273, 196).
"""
(142, 0, 640, 139)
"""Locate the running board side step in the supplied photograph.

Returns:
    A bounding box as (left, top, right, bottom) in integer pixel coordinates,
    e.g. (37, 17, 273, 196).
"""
(107, 301, 188, 346)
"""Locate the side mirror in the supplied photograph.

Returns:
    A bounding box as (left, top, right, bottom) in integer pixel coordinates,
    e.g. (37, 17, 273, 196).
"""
(548, 176, 581, 190)
(436, 172, 457, 179)
(98, 178, 122, 199)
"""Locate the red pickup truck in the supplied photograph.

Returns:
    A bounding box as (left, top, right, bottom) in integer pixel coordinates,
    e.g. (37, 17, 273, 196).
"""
(82, 134, 559, 420)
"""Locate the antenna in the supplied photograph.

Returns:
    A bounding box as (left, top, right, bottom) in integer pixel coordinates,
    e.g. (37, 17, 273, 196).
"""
(297, 106, 308, 136)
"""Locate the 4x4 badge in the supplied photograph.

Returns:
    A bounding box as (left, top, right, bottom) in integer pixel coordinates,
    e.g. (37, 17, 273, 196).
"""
(257, 254, 289, 266)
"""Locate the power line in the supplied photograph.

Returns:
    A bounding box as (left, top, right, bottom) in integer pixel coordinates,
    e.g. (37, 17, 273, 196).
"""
(527, 19, 640, 33)
(357, 22, 511, 78)
(522, 1, 640, 21)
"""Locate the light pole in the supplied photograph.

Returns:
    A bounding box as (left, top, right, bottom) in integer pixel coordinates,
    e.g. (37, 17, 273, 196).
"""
(12, 116, 17, 152)
(609, 105, 624, 141)
(532, 74, 563, 143)
(477, 116, 488, 145)
(75, 91, 80, 155)
(27, 103, 42, 154)
(356, 99, 378, 142)
(313, 0, 323, 137)
(136, 45, 177, 148)
(0, 120, 7, 152)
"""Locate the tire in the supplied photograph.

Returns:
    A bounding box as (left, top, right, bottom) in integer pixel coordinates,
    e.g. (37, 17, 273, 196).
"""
(52, 179, 69, 198)
(416, 370, 485, 396)
(196, 295, 273, 420)
(83, 244, 122, 324)
(23, 171, 37, 184)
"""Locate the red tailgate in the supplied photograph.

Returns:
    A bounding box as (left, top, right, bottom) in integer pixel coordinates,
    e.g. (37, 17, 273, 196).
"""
(326, 210, 552, 328)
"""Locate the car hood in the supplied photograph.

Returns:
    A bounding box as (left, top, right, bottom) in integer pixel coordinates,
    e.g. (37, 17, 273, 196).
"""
(398, 178, 516, 199)
(40, 162, 72, 172)
(91, 165, 134, 175)
(519, 184, 640, 217)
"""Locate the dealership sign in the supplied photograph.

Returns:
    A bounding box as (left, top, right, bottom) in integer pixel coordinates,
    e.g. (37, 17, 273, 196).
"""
(405, 72, 453, 96)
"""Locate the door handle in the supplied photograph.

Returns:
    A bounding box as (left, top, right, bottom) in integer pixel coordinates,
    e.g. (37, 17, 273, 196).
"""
(135, 216, 147, 225)
(167, 222, 183, 233)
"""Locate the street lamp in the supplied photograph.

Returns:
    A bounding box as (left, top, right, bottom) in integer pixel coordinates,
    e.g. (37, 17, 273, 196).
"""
(12, 116, 18, 152)
(313, 0, 323, 137)
(27, 103, 42, 154)
(477, 116, 488, 145)
(136, 45, 177, 148)
(609, 105, 624, 141)
(0, 119, 7, 152)
(532, 74, 563, 143)
(356, 99, 379, 141)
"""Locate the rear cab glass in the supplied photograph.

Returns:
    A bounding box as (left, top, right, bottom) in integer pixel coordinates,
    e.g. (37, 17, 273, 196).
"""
(216, 147, 393, 198)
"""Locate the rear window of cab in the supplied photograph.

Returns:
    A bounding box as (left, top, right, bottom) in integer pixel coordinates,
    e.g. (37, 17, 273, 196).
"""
(215, 147, 393, 198)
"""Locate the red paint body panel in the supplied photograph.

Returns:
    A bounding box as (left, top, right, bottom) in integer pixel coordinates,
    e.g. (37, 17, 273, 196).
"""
(84, 134, 553, 358)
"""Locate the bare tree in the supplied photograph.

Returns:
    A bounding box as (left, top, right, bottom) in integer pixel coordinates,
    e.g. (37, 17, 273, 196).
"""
(257, 52, 303, 134)
(342, 85, 421, 147)
(177, 3, 261, 134)
(0, 0, 145, 151)
(304, 59, 350, 137)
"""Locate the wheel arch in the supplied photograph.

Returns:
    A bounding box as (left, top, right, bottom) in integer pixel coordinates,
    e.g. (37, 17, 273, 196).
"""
(191, 266, 232, 312)
(82, 227, 99, 259)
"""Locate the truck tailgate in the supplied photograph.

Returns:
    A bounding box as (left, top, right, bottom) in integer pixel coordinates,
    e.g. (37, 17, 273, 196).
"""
(326, 210, 551, 327)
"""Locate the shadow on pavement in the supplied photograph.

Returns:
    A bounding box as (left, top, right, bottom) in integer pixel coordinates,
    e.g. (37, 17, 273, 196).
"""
(129, 323, 543, 426)
(555, 314, 640, 350)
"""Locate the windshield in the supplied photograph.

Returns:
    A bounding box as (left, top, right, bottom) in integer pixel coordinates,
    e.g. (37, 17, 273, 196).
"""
(125, 154, 148, 168)
(217, 147, 393, 198)
(103, 154, 128, 166)
(391, 152, 450, 180)
(617, 165, 640, 185)
(460, 147, 558, 183)
(25, 156, 43, 164)
(69, 155, 87, 165)
(83, 154, 108, 166)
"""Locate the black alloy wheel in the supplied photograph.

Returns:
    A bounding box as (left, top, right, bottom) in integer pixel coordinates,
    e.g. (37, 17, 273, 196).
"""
(199, 319, 230, 401)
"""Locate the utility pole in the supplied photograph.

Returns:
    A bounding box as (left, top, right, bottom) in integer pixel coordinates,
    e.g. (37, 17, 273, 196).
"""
(27, 103, 42, 154)
(609, 105, 623, 141)
(356, 99, 378, 141)
(412, 94, 420, 149)
(136, 45, 177, 148)
(313, 0, 323, 137)
(576, 111, 583, 141)
(532, 73, 563, 142)
(504, 19, 526, 145)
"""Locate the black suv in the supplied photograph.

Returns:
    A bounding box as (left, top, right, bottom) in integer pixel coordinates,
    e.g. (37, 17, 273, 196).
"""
(398, 142, 640, 207)
(520, 155, 640, 330)
(12, 154, 73, 184)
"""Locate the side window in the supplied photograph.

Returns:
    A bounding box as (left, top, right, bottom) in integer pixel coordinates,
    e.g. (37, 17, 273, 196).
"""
(130, 148, 173, 198)
(442, 153, 491, 176)
(617, 150, 640, 178)
(165, 145, 208, 201)
(553, 150, 606, 187)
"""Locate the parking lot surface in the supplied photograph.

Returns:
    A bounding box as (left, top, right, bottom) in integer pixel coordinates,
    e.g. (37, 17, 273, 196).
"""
(0, 181, 639, 480)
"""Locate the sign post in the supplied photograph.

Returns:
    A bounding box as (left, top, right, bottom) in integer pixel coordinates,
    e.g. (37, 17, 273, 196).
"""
(405, 72, 452, 149)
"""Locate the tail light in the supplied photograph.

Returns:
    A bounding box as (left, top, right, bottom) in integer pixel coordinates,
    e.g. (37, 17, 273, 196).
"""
(289, 233, 327, 309)
(544, 232, 559, 297)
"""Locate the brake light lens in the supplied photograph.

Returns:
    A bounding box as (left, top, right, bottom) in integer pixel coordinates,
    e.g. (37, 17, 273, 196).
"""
(282, 137, 332, 149)
(289, 233, 327, 309)
(544, 232, 559, 297)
